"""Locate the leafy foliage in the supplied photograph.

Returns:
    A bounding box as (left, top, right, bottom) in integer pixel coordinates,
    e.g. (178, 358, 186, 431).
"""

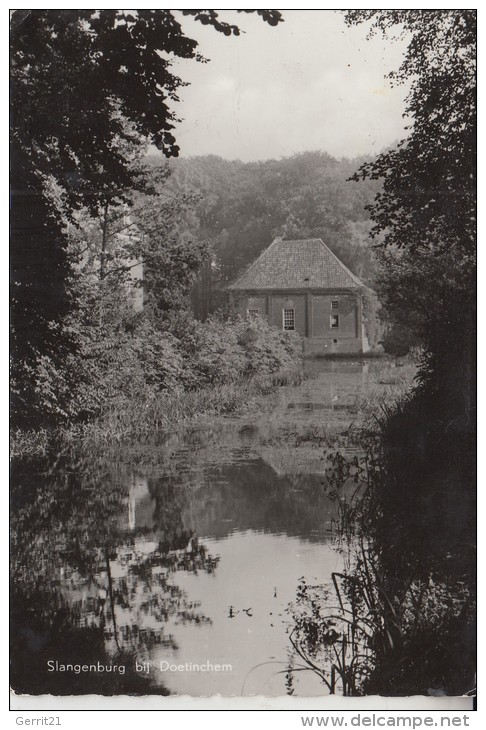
(163, 312, 302, 391)
(300, 15, 477, 694)
(345, 10, 476, 403)
(18, 305, 303, 427)
(10, 9, 282, 426)
(11, 9, 282, 189)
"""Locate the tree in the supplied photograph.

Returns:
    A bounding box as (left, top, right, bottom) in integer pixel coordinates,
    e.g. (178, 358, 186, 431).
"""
(345, 10, 476, 411)
(332, 11, 477, 695)
(28, 170, 214, 425)
(10, 9, 282, 425)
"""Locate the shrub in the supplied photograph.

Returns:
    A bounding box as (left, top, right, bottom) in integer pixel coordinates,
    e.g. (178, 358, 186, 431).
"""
(381, 321, 419, 356)
(177, 316, 247, 387)
(168, 313, 302, 389)
(234, 315, 302, 379)
(11, 310, 303, 429)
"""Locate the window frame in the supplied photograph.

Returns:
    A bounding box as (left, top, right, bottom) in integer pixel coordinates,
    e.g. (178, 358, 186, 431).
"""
(283, 308, 295, 331)
(247, 308, 260, 318)
(331, 300, 339, 310)
(330, 314, 340, 329)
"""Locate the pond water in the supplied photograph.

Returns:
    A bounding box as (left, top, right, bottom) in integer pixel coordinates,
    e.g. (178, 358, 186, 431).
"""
(11, 359, 392, 697)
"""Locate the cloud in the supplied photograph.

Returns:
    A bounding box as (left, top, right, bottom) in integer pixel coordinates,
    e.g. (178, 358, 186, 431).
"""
(170, 10, 410, 161)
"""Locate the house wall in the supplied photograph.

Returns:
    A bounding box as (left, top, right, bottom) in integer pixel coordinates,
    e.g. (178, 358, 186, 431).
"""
(269, 294, 307, 333)
(231, 289, 364, 354)
(311, 294, 356, 337)
(307, 293, 361, 354)
(245, 295, 267, 314)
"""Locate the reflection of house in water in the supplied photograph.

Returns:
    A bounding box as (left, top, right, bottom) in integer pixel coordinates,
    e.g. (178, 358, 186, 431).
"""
(125, 453, 340, 543)
(182, 456, 336, 541)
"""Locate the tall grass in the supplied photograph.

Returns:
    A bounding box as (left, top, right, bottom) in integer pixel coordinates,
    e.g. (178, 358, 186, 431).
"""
(11, 366, 302, 456)
(9, 427, 52, 458)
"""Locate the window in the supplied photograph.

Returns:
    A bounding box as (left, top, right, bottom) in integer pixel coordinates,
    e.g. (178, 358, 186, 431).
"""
(331, 300, 339, 309)
(330, 314, 339, 329)
(283, 308, 295, 331)
(247, 308, 260, 318)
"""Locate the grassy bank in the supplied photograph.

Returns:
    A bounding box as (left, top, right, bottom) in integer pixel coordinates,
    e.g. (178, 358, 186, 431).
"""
(10, 367, 302, 458)
(360, 385, 475, 696)
(12, 313, 306, 457)
(11, 353, 418, 459)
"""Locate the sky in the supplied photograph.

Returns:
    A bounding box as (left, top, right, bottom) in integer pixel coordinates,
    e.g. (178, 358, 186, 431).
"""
(169, 10, 411, 162)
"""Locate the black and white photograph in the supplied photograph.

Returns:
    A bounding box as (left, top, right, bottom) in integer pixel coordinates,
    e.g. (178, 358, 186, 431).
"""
(10, 6, 476, 712)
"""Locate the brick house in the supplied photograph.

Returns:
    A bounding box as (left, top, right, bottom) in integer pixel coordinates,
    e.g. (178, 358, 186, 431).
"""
(228, 237, 369, 355)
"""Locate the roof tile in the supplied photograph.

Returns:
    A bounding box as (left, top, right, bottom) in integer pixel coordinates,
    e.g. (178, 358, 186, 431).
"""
(229, 238, 363, 290)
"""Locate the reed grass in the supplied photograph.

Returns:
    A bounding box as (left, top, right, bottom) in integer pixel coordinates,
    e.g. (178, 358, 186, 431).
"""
(9, 427, 52, 458)
(372, 360, 417, 386)
(10, 366, 303, 457)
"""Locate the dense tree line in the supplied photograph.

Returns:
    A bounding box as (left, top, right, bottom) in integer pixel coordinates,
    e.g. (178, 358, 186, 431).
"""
(285, 11, 476, 697)
(346, 9, 476, 407)
(340, 9, 476, 694)
(162, 151, 382, 289)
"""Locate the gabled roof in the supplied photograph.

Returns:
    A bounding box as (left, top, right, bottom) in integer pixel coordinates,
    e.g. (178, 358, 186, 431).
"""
(228, 238, 364, 291)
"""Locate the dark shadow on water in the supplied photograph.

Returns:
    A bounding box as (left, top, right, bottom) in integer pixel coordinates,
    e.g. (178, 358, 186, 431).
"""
(287, 389, 476, 697)
(10, 590, 170, 696)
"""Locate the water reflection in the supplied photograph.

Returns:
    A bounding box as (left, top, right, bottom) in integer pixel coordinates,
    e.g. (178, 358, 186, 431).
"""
(11, 359, 390, 696)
